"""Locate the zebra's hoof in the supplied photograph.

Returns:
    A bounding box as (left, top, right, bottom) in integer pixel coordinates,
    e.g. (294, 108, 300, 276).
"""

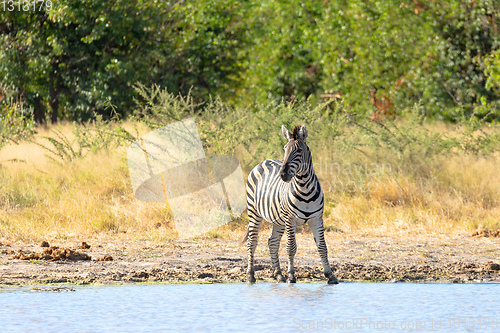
(276, 274, 286, 283)
(287, 276, 296, 284)
(247, 273, 256, 284)
(327, 275, 339, 285)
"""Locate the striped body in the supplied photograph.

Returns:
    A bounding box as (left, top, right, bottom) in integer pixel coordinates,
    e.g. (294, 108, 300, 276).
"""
(244, 125, 338, 284)
(246, 158, 324, 225)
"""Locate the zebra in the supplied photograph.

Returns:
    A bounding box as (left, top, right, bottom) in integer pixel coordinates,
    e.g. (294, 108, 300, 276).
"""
(243, 124, 338, 284)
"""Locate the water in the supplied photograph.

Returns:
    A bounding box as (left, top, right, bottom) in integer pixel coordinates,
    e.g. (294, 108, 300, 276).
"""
(0, 283, 498, 332)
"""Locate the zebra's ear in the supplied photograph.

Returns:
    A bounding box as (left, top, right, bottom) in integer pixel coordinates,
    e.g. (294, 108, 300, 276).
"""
(297, 125, 308, 142)
(282, 125, 292, 141)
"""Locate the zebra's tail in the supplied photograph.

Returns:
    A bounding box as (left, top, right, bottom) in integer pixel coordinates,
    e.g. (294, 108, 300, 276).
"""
(239, 225, 250, 248)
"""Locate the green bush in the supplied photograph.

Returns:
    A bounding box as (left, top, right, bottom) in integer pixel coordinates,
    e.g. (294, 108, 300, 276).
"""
(0, 94, 35, 153)
(134, 86, 500, 173)
(35, 112, 135, 165)
(2, 0, 500, 123)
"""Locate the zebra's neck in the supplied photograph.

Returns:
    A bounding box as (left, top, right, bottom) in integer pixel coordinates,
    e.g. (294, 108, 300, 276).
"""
(292, 150, 317, 190)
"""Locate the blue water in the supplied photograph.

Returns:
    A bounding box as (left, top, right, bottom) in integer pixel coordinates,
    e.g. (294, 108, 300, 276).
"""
(0, 283, 498, 332)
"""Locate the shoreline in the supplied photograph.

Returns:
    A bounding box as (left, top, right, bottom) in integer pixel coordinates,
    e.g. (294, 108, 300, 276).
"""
(1, 235, 499, 286)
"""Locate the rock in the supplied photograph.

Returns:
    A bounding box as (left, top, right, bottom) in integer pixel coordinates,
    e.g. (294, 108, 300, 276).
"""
(80, 242, 91, 249)
(485, 263, 500, 271)
(11, 246, 91, 261)
(134, 271, 149, 278)
(471, 229, 500, 238)
(95, 255, 113, 261)
(41, 241, 50, 247)
(198, 272, 214, 279)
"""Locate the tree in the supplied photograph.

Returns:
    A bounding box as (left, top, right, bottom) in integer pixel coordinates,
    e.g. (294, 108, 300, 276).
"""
(0, 0, 247, 122)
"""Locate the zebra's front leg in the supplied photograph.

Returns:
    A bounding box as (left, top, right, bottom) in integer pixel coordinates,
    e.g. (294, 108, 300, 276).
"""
(308, 217, 339, 285)
(268, 224, 286, 283)
(285, 222, 297, 283)
(246, 210, 263, 283)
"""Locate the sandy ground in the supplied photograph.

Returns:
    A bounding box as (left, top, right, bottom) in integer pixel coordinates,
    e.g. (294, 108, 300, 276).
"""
(0, 234, 499, 285)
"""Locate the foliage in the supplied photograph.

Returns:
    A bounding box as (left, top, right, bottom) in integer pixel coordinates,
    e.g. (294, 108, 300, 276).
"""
(317, 0, 432, 115)
(239, 0, 500, 119)
(416, 0, 500, 120)
(0, 89, 35, 153)
(1, 0, 500, 124)
(0, 0, 246, 122)
(239, 0, 324, 104)
(132, 83, 198, 128)
(350, 106, 500, 184)
(35, 112, 135, 165)
(134, 84, 351, 168)
(485, 49, 500, 94)
(135, 86, 500, 172)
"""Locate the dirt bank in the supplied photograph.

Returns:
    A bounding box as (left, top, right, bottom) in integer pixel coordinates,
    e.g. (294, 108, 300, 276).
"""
(0, 235, 499, 285)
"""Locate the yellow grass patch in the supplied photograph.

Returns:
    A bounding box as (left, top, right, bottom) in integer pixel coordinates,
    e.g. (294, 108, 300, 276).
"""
(1, 121, 499, 244)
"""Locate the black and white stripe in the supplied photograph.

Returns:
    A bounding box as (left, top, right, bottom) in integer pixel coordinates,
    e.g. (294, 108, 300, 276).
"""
(244, 125, 338, 284)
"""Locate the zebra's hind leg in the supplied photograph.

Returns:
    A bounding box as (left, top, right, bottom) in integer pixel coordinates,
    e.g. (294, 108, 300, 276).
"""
(308, 217, 339, 285)
(285, 222, 297, 283)
(268, 224, 286, 283)
(246, 210, 263, 283)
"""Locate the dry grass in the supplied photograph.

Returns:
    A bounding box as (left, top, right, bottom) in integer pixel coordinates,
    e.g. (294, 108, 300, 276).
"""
(320, 154, 500, 237)
(0, 120, 499, 245)
(0, 123, 178, 245)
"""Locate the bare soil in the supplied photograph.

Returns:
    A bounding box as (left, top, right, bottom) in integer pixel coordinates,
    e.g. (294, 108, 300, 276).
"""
(1, 234, 499, 285)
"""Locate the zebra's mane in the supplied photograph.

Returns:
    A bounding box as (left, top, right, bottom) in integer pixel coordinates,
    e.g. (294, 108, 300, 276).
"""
(292, 125, 302, 140)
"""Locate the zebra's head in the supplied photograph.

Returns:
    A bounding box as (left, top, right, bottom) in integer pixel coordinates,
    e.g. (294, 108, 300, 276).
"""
(280, 125, 309, 183)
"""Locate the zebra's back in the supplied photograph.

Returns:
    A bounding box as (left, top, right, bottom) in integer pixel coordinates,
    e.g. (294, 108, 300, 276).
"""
(246, 159, 285, 224)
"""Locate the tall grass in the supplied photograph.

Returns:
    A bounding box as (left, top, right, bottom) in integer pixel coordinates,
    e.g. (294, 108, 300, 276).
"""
(1, 86, 499, 244)
(0, 94, 35, 156)
(0, 122, 177, 244)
